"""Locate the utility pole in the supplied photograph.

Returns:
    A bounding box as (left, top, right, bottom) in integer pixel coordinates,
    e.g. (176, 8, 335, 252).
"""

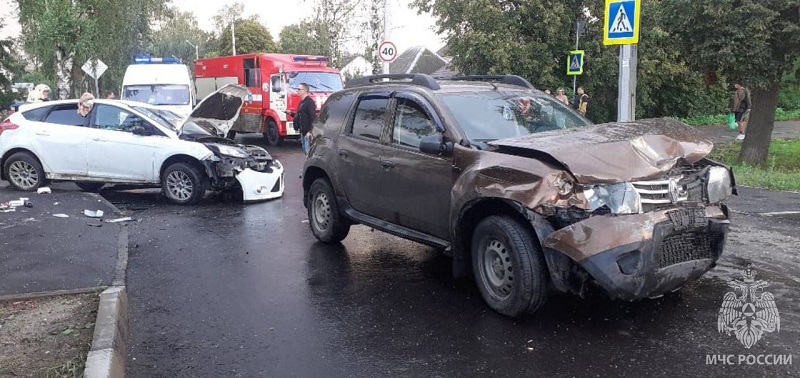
(231, 22, 236, 56)
(185, 40, 199, 61)
(382, 0, 390, 74)
(617, 44, 637, 122)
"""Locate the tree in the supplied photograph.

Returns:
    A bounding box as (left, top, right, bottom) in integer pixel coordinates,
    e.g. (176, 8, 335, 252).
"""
(661, 0, 800, 166)
(149, 7, 213, 63)
(308, 0, 359, 67)
(361, 0, 384, 74)
(279, 23, 320, 55)
(16, 0, 170, 98)
(0, 16, 23, 107)
(218, 18, 278, 55)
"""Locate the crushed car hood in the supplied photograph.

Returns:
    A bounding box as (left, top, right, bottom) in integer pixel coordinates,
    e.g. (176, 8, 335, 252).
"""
(180, 84, 249, 137)
(489, 118, 712, 183)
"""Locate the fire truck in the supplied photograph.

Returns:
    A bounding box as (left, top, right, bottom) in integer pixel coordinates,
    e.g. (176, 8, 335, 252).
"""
(194, 54, 343, 145)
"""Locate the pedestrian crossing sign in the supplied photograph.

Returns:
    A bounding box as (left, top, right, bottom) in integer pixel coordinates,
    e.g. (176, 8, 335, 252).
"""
(567, 50, 584, 76)
(604, 0, 640, 45)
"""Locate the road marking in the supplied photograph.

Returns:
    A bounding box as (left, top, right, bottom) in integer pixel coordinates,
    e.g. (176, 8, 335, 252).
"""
(760, 211, 800, 216)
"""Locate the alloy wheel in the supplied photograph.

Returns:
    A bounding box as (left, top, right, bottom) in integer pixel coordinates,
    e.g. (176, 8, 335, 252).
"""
(166, 171, 193, 201)
(8, 161, 39, 190)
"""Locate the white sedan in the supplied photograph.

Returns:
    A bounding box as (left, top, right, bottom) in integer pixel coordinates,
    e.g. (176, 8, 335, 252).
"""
(0, 85, 284, 204)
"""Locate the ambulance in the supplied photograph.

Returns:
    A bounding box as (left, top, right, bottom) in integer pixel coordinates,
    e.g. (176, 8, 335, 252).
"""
(121, 56, 196, 116)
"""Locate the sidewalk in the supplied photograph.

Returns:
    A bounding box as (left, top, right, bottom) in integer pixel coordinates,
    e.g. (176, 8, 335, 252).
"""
(0, 183, 121, 297)
(701, 119, 800, 144)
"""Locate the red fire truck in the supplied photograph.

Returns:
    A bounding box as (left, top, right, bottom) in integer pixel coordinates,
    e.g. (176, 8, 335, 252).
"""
(194, 54, 343, 145)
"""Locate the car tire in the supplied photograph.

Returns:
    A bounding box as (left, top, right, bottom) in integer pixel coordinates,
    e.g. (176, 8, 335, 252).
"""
(471, 215, 548, 317)
(161, 162, 206, 205)
(75, 182, 104, 191)
(308, 178, 350, 243)
(3, 152, 46, 191)
(263, 118, 283, 146)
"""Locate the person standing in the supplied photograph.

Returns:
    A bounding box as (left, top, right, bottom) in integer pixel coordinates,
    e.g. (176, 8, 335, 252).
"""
(730, 82, 750, 140)
(555, 88, 570, 105)
(27, 84, 51, 103)
(572, 86, 589, 116)
(106, 91, 116, 99)
(286, 83, 316, 154)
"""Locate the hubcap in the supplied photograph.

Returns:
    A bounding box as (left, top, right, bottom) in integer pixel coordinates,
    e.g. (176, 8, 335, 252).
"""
(313, 191, 331, 231)
(166, 171, 193, 201)
(481, 238, 514, 300)
(8, 161, 39, 190)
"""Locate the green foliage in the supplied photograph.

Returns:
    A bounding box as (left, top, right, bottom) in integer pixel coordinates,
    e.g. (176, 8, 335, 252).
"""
(707, 139, 800, 191)
(279, 23, 322, 55)
(148, 8, 213, 64)
(218, 19, 278, 55)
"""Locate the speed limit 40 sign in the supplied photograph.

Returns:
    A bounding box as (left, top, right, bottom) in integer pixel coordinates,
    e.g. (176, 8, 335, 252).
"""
(378, 41, 398, 63)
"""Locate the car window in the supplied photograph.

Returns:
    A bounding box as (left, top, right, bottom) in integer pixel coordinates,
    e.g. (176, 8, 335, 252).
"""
(43, 104, 89, 127)
(438, 91, 592, 141)
(21, 106, 50, 122)
(391, 98, 435, 149)
(93, 104, 144, 132)
(351, 97, 388, 140)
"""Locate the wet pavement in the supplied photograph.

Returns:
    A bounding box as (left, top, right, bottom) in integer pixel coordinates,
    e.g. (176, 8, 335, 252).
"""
(111, 135, 800, 377)
(0, 183, 120, 296)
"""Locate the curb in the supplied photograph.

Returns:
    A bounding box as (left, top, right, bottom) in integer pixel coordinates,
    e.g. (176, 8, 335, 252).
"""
(84, 226, 130, 378)
(83, 286, 128, 378)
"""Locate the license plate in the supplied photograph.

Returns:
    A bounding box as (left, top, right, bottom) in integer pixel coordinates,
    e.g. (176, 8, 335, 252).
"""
(667, 208, 707, 231)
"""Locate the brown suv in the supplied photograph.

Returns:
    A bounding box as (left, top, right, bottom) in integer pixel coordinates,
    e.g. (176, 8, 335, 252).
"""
(302, 74, 735, 317)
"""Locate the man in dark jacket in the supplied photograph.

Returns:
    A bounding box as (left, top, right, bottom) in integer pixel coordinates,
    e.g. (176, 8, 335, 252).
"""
(287, 83, 316, 154)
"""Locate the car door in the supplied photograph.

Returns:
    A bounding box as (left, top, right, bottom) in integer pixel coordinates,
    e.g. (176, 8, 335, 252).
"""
(380, 94, 455, 239)
(26, 103, 90, 176)
(85, 104, 158, 182)
(334, 92, 392, 218)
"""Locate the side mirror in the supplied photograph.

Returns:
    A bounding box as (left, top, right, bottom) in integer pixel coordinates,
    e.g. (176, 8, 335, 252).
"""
(131, 125, 150, 136)
(419, 134, 453, 155)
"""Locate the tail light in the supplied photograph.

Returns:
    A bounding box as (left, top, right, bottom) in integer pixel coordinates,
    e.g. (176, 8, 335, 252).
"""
(0, 120, 19, 136)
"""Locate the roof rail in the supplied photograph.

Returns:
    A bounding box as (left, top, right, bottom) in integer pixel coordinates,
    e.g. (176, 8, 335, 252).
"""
(345, 74, 441, 90)
(443, 75, 535, 89)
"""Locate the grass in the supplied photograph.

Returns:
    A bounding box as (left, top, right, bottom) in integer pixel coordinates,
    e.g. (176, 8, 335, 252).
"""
(683, 108, 800, 127)
(707, 139, 800, 191)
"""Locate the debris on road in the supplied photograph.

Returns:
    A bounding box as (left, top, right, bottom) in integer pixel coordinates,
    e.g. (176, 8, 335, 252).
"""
(37, 187, 51, 194)
(83, 209, 104, 218)
(105, 217, 135, 223)
(53, 214, 69, 218)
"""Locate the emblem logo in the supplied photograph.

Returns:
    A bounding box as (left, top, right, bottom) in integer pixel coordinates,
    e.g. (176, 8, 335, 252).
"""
(717, 267, 780, 349)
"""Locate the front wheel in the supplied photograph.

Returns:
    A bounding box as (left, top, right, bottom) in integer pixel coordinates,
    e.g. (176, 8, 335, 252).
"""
(307, 178, 350, 243)
(161, 162, 206, 205)
(3, 152, 46, 191)
(471, 215, 548, 317)
(263, 118, 283, 146)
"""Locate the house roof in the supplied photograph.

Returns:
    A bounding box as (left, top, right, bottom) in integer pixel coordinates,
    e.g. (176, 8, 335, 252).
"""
(389, 46, 447, 75)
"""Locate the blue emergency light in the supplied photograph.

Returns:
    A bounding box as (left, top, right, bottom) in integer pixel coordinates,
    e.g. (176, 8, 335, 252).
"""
(133, 55, 182, 64)
(292, 56, 327, 62)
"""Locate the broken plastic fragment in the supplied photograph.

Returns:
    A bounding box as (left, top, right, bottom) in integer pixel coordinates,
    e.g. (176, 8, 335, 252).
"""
(53, 214, 69, 218)
(37, 187, 51, 194)
(83, 209, 104, 218)
(105, 217, 134, 223)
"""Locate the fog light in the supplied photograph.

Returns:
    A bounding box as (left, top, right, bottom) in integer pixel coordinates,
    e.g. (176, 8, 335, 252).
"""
(617, 251, 641, 275)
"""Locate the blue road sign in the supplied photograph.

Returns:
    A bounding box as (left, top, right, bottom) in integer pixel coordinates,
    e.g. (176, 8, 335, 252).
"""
(567, 50, 584, 76)
(604, 0, 640, 45)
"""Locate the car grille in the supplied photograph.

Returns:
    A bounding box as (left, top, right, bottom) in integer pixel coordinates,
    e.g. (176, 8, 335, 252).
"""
(632, 178, 688, 205)
(658, 233, 715, 268)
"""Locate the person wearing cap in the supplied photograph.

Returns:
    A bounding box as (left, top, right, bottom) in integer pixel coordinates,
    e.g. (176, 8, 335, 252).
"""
(26, 84, 51, 103)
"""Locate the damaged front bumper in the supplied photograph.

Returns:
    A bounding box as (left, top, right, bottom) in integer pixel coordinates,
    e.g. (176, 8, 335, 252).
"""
(203, 157, 285, 202)
(235, 165, 285, 201)
(543, 205, 729, 300)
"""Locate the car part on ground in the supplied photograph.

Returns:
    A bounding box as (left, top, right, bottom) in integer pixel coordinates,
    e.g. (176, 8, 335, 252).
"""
(303, 73, 736, 317)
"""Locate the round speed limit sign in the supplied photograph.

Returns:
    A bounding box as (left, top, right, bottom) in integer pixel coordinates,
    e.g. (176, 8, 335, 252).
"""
(378, 41, 398, 63)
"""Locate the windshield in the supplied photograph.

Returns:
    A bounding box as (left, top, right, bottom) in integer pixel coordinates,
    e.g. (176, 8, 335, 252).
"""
(438, 91, 592, 141)
(287, 72, 343, 92)
(132, 106, 183, 132)
(123, 84, 190, 105)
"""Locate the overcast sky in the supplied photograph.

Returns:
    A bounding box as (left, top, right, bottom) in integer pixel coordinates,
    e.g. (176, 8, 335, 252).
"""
(1, 0, 444, 54)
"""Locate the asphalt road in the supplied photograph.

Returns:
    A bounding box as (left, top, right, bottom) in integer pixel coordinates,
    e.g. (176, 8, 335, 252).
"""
(117, 135, 799, 377)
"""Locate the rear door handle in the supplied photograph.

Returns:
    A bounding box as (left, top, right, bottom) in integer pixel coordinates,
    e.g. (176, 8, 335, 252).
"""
(35, 131, 50, 136)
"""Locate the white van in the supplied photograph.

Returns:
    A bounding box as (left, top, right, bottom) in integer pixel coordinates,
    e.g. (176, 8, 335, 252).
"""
(121, 58, 195, 116)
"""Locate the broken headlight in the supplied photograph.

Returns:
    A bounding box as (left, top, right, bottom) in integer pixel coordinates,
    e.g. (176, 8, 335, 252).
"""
(583, 182, 642, 215)
(216, 145, 249, 158)
(706, 166, 733, 203)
